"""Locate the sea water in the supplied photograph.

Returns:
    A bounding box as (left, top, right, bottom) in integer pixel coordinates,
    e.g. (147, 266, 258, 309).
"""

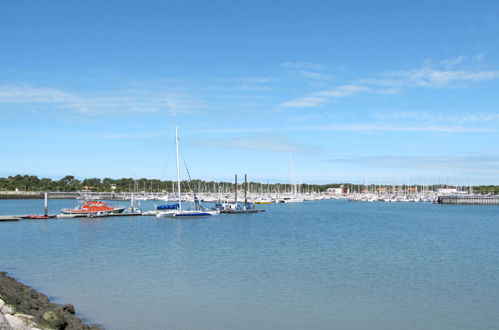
(1, 199, 498, 329)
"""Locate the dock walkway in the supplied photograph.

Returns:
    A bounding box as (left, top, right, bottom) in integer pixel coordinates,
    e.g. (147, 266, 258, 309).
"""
(438, 195, 499, 205)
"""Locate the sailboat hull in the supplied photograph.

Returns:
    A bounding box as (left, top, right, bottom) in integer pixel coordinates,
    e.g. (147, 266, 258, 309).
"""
(156, 210, 220, 218)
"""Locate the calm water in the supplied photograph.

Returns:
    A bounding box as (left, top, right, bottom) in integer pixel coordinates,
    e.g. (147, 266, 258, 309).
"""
(1, 199, 498, 329)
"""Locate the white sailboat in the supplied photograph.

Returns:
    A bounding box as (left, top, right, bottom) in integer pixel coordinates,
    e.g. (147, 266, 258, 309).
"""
(156, 127, 220, 218)
(283, 155, 304, 203)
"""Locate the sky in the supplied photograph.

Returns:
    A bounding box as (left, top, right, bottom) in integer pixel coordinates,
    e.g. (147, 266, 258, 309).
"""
(1, 0, 499, 184)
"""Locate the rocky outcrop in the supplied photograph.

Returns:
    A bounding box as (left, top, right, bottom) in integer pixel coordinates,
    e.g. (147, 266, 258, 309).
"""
(0, 272, 101, 330)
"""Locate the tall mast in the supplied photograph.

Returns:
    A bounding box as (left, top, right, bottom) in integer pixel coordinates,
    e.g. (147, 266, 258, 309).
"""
(175, 126, 182, 211)
(234, 174, 238, 204)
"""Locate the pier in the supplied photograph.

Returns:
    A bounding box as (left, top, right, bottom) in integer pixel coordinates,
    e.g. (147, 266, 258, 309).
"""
(437, 195, 499, 205)
(0, 216, 20, 222)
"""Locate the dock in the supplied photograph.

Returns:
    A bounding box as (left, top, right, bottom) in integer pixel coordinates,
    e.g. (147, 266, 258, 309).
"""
(0, 212, 156, 221)
(0, 216, 20, 222)
(437, 195, 499, 205)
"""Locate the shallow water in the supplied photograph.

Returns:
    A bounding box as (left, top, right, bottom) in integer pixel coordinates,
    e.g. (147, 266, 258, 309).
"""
(1, 199, 498, 329)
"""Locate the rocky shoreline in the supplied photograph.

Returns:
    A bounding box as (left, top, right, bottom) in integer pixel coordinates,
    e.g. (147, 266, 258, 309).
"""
(0, 272, 101, 330)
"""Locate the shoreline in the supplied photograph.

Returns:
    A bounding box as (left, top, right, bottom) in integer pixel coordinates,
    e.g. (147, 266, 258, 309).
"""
(0, 272, 101, 330)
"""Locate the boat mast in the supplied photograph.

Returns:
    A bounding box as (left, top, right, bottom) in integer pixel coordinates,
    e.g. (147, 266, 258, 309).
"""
(175, 126, 182, 211)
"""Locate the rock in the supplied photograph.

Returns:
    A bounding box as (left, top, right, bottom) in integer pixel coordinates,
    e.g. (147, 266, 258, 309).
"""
(42, 310, 58, 322)
(0, 298, 5, 309)
(14, 313, 35, 320)
(42, 310, 68, 330)
(0, 314, 13, 330)
(1, 304, 14, 315)
(4, 314, 31, 330)
(62, 304, 75, 314)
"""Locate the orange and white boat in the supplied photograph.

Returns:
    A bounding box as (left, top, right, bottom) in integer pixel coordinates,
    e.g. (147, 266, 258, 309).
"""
(61, 200, 125, 215)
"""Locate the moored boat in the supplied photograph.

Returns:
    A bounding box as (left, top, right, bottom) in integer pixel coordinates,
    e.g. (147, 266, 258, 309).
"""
(156, 127, 220, 218)
(25, 215, 55, 219)
(61, 200, 125, 215)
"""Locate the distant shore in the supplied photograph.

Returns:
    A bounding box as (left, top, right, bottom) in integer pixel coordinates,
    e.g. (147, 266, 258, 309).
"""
(0, 192, 78, 200)
(0, 272, 100, 330)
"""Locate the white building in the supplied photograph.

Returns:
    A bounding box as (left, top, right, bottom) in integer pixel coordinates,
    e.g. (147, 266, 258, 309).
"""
(327, 188, 343, 195)
(437, 188, 458, 194)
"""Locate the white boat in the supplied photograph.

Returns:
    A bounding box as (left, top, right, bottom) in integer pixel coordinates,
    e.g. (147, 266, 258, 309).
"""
(283, 197, 305, 203)
(157, 127, 220, 218)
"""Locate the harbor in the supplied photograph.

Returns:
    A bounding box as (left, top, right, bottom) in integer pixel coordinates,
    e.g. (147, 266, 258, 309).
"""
(1, 188, 498, 221)
(1, 198, 498, 329)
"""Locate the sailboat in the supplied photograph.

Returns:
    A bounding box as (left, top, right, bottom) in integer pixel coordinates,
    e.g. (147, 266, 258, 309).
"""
(282, 155, 304, 203)
(156, 127, 220, 218)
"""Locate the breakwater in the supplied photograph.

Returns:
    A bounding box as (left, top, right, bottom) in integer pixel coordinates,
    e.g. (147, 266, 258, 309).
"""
(437, 195, 499, 205)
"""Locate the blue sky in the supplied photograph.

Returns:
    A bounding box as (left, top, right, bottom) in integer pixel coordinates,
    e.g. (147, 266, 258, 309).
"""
(1, 0, 499, 184)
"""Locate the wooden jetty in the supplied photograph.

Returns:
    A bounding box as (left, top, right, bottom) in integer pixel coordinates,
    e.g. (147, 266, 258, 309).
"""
(0, 212, 156, 222)
(438, 195, 499, 205)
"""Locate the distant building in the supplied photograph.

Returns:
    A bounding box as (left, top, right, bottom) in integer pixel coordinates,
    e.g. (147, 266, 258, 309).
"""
(438, 188, 458, 194)
(327, 188, 343, 195)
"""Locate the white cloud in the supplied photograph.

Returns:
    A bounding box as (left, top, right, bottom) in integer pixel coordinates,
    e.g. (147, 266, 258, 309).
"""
(375, 111, 499, 126)
(189, 135, 322, 155)
(279, 96, 325, 108)
(199, 122, 496, 134)
(327, 154, 499, 175)
(299, 70, 333, 80)
(362, 55, 499, 89)
(279, 84, 368, 108)
(316, 84, 369, 97)
(391, 67, 499, 88)
(97, 132, 167, 139)
(279, 54, 499, 109)
(0, 84, 199, 115)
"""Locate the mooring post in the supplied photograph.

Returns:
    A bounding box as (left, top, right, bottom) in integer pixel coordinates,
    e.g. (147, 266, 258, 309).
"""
(44, 192, 48, 216)
(244, 174, 247, 204)
(131, 193, 135, 213)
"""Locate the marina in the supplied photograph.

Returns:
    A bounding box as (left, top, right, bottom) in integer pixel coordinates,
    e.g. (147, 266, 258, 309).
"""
(1, 189, 498, 222)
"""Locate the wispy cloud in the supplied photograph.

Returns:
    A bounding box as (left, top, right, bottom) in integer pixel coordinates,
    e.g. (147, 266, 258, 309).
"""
(96, 132, 167, 139)
(279, 96, 325, 108)
(0, 84, 200, 115)
(387, 67, 499, 88)
(199, 122, 495, 134)
(361, 55, 499, 89)
(280, 54, 499, 108)
(279, 84, 369, 108)
(325, 154, 499, 175)
(316, 84, 369, 97)
(189, 135, 322, 155)
(374, 111, 499, 126)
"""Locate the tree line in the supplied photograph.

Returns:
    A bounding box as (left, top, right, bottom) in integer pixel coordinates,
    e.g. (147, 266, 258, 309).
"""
(0, 174, 497, 194)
